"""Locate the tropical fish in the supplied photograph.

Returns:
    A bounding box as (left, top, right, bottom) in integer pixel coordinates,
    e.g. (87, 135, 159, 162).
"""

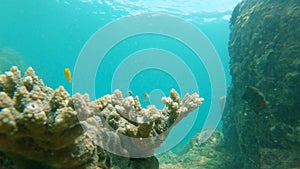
(142, 92, 150, 102)
(64, 68, 72, 83)
(242, 86, 267, 113)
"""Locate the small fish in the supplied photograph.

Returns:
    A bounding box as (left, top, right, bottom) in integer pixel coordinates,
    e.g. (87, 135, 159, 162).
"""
(242, 86, 267, 113)
(64, 68, 72, 83)
(126, 90, 133, 97)
(142, 92, 149, 102)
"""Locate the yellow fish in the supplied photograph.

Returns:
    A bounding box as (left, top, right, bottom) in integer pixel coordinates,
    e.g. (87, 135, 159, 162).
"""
(142, 92, 149, 102)
(64, 68, 72, 83)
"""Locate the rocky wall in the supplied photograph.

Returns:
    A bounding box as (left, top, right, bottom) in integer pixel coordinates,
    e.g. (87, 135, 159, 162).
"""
(223, 0, 300, 168)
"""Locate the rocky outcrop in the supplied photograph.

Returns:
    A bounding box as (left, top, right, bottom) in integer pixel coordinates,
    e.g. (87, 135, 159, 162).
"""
(223, 0, 300, 168)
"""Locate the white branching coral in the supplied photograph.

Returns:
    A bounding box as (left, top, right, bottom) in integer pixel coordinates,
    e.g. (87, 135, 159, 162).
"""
(0, 66, 204, 168)
(73, 88, 204, 158)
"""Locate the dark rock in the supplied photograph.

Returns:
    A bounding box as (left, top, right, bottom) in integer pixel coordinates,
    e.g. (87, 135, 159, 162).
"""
(223, 0, 300, 168)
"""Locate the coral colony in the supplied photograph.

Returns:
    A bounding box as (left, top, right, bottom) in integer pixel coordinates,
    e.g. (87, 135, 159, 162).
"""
(0, 66, 203, 168)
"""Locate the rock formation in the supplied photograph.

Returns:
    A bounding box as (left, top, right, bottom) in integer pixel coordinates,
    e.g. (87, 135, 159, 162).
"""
(223, 0, 300, 168)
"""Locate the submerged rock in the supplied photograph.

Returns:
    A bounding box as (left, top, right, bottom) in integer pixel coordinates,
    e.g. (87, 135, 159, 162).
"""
(157, 130, 234, 169)
(223, 0, 300, 168)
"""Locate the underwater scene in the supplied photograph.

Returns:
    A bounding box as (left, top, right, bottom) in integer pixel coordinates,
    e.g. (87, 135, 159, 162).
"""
(0, 0, 299, 168)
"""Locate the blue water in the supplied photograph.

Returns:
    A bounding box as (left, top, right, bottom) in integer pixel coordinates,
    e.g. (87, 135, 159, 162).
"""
(0, 0, 237, 150)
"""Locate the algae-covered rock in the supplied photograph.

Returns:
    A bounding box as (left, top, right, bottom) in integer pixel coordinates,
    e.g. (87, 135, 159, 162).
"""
(157, 130, 234, 169)
(223, 0, 300, 168)
(0, 66, 204, 169)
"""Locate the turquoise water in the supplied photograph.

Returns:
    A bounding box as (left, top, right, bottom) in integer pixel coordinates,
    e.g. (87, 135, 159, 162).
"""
(0, 0, 236, 150)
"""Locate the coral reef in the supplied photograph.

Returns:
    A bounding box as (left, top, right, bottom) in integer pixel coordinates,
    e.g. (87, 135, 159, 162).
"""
(0, 66, 204, 168)
(223, 0, 300, 168)
(0, 66, 92, 168)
